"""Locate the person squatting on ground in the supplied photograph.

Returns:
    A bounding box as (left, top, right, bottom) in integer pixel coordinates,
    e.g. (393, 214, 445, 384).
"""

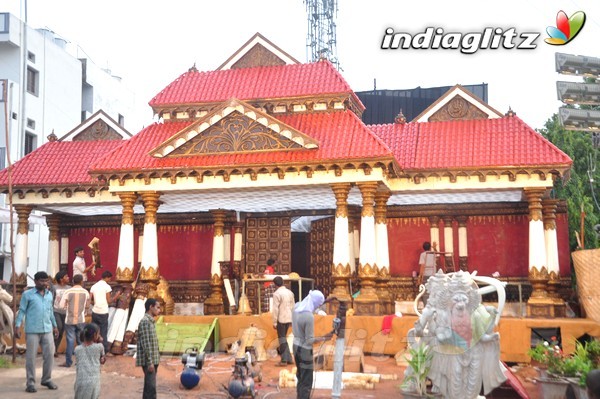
(51, 271, 71, 356)
(136, 298, 161, 399)
(74, 323, 106, 399)
(271, 276, 295, 366)
(90, 270, 114, 354)
(292, 290, 332, 399)
(15, 271, 59, 393)
(60, 273, 90, 368)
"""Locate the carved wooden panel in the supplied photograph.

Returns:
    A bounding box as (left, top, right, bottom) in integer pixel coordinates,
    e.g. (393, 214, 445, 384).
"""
(309, 217, 334, 297)
(72, 120, 123, 141)
(170, 111, 303, 156)
(428, 96, 489, 122)
(244, 216, 291, 312)
(231, 43, 286, 69)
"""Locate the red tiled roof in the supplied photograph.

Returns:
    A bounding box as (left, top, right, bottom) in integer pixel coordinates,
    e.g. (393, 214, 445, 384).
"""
(149, 60, 364, 110)
(0, 141, 124, 187)
(370, 116, 572, 170)
(90, 111, 393, 174)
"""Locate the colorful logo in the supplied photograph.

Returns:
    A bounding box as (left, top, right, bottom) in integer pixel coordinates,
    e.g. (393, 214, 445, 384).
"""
(545, 10, 586, 45)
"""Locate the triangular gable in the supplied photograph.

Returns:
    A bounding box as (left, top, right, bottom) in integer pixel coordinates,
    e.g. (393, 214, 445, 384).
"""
(150, 98, 319, 158)
(59, 110, 132, 141)
(412, 85, 503, 123)
(217, 33, 300, 70)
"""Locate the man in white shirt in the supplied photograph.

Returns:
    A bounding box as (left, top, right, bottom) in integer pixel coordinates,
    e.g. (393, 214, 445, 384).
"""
(90, 270, 113, 354)
(72, 247, 95, 283)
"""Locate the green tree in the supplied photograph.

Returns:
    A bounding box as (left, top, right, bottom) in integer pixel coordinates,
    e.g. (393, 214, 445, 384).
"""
(539, 114, 599, 251)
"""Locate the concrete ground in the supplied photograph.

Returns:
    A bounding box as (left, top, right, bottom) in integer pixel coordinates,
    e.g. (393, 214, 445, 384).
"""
(1, 351, 540, 399)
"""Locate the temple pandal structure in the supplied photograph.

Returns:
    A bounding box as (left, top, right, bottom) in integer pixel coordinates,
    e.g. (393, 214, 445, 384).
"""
(2, 34, 599, 362)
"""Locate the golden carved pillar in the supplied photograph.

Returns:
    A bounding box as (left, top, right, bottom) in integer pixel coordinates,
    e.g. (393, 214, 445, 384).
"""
(329, 183, 353, 311)
(354, 182, 380, 316)
(525, 188, 553, 317)
(12, 205, 33, 291)
(205, 209, 227, 315)
(543, 199, 565, 317)
(116, 192, 137, 283)
(46, 214, 61, 278)
(375, 190, 392, 315)
(139, 191, 161, 294)
(456, 215, 469, 271)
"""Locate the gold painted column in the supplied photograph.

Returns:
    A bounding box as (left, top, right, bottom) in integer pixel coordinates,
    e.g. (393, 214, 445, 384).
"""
(543, 199, 566, 317)
(46, 214, 61, 279)
(354, 182, 380, 315)
(375, 190, 392, 315)
(525, 188, 552, 317)
(329, 183, 353, 307)
(116, 192, 137, 283)
(456, 216, 469, 271)
(123, 194, 163, 349)
(139, 192, 161, 290)
(205, 209, 227, 315)
(12, 205, 33, 292)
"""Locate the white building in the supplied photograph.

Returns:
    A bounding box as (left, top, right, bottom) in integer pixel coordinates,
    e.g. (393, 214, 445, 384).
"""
(0, 12, 135, 282)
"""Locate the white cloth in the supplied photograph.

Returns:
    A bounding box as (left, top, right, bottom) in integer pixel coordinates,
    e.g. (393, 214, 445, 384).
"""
(90, 280, 112, 314)
(107, 308, 127, 343)
(73, 256, 87, 282)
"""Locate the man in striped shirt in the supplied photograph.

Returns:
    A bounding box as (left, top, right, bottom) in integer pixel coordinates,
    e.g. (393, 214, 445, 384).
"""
(136, 298, 161, 399)
(59, 274, 89, 367)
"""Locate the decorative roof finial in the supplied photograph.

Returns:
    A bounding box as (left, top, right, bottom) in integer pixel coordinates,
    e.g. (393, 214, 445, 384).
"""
(188, 63, 198, 72)
(505, 107, 516, 117)
(47, 129, 58, 142)
(395, 109, 407, 124)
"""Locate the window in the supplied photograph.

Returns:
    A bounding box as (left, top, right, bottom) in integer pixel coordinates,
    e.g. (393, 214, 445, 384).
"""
(24, 132, 36, 155)
(27, 51, 35, 63)
(26, 67, 39, 96)
(0, 147, 5, 169)
(26, 118, 35, 129)
(118, 114, 125, 126)
(0, 79, 5, 102)
(0, 13, 8, 33)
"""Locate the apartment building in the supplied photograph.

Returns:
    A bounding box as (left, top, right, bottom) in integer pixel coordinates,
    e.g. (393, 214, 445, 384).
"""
(0, 12, 135, 281)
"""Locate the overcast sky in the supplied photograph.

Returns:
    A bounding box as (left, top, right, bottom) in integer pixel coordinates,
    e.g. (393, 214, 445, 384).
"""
(5, 0, 600, 131)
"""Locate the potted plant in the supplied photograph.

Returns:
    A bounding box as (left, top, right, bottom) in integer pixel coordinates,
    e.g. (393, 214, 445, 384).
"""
(564, 340, 600, 399)
(401, 342, 440, 398)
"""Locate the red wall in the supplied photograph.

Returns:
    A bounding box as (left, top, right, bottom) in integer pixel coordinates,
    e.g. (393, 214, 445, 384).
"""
(68, 224, 215, 281)
(388, 217, 431, 275)
(68, 226, 125, 282)
(157, 224, 214, 280)
(387, 212, 571, 278)
(467, 215, 529, 277)
(557, 213, 571, 276)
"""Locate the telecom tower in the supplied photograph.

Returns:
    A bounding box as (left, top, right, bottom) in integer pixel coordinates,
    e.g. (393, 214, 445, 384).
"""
(304, 0, 340, 70)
